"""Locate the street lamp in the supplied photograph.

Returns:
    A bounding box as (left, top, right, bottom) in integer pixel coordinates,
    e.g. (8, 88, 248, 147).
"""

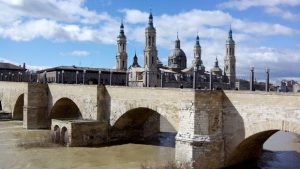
(98, 70, 101, 85)
(109, 69, 112, 86)
(44, 71, 47, 83)
(193, 66, 197, 89)
(250, 67, 254, 91)
(265, 67, 270, 92)
(76, 71, 79, 84)
(61, 70, 64, 84)
(57, 72, 60, 83)
(160, 70, 164, 88)
(83, 70, 86, 85)
(126, 70, 129, 86)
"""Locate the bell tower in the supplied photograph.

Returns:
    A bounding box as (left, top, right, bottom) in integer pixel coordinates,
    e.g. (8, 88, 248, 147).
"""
(224, 26, 236, 89)
(144, 11, 158, 87)
(116, 21, 128, 71)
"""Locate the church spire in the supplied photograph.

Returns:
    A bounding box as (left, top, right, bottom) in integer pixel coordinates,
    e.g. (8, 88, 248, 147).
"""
(148, 10, 154, 28)
(228, 24, 232, 39)
(119, 20, 125, 38)
(214, 57, 219, 67)
(175, 32, 180, 48)
(195, 34, 200, 47)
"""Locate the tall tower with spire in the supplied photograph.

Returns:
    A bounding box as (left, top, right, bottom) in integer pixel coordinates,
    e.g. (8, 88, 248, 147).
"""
(144, 11, 158, 87)
(192, 35, 203, 69)
(224, 26, 236, 89)
(116, 21, 128, 71)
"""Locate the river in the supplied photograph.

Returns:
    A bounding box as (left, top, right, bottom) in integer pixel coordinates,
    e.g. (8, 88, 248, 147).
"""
(0, 120, 299, 169)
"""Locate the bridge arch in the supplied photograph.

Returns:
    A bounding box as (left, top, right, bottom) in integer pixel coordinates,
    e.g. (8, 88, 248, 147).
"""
(110, 107, 177, 143)
(50, 97, 82, 119)
(225, 120, 300, 167)
(12, 93, 24, 120)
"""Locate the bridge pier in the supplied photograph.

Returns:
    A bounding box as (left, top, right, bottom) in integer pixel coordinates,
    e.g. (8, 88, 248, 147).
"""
(175, 134, 224, 168)
(175, 91, 224, 168)
(23, 83, 49, 129)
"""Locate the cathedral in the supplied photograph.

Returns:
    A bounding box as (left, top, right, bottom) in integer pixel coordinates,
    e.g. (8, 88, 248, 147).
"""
(116, 12, 236, 90)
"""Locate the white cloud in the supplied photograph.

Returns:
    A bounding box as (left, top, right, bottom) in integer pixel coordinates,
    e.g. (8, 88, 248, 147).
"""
(0, 2, 299, 81)
(265, 6, 300, 21)
(63, 50, 90, 57)
(219, 0, 300, 21)
(0, 19, 119, 44)
(121, 9, 148, 24)
(219, 0, 300, 10)
(0, 0, 113, 24)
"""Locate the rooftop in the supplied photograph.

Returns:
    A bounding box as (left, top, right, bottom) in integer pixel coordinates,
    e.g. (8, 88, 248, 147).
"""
(0, 62, 26, 71)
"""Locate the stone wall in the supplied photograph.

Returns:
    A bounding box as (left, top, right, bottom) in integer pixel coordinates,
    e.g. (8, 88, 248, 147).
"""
(223, 91, 300, 166)
(48, 84, 99, 120)
(175, 90, 224, 169)
(2, 82, 300, 168)
(51, 119, 108, 146)
(0, 82, 27, 115)
(24, 83, 49, 129)
(105, 86, 196, 131)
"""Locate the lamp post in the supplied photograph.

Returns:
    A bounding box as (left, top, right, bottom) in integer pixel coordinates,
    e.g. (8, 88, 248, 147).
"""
(8, 72, 11, 81)
(209, 71, 213, 90)
(125, 70, 129, 86)
(76, 71, 79, 84)
(0, 73, 3, 81)
(265, 68, 270, 92)
(250, 67, 254, 91)
(160, 71, 164, 88)
(18, 72, 22, 82)
(44, 71, 47, 84)
(83, 70, 86, 85)
(109, 69, 112, 86)
(29, 72, 32, 83)
(57, 72, 60, 83)
(193, 66, 197, 89)
(98, 70, 101, 85)
(144, 68, 148, 87)
(18, 72, 20, 82)
(12, 74, 14, 82)
(61, 70, 64, 84)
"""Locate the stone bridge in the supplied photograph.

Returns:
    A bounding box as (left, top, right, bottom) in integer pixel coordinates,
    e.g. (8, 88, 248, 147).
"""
(0, 81, 299, 168)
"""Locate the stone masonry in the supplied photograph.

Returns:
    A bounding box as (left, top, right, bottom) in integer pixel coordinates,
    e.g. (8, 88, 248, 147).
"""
(0, 81, 300, 168)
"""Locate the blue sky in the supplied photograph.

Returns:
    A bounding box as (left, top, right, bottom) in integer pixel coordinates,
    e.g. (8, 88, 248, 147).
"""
(0, 0, 299, 81)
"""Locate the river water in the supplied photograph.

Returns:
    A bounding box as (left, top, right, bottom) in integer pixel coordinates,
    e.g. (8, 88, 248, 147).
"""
(0, 120, 299, 169)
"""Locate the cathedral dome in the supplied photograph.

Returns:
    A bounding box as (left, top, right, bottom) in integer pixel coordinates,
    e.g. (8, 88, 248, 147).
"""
(168, 36, 187, 70)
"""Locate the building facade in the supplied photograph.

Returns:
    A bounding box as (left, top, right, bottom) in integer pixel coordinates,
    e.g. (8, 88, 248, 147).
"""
(0, 62, 36, 82)
(125, 12, 236, 89)
(37, 66, 126, 85)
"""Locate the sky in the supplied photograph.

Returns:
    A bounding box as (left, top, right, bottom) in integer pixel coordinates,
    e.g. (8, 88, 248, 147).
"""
(0, 0, 299, 82)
